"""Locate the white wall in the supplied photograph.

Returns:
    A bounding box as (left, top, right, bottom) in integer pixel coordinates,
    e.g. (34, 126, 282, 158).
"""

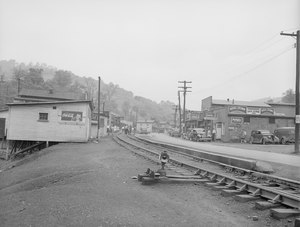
(91, 117, 108, 138)
(7, 103, 91, 142)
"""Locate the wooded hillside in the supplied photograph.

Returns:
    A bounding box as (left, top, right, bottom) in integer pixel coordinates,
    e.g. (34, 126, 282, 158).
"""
(0, 60, 174, 123)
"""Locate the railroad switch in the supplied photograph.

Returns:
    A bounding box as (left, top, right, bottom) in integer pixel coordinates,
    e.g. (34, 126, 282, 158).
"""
(137, 168, 205, 185)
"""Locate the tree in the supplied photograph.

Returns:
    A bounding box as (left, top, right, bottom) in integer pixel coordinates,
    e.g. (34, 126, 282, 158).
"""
(13, 67, 27, 81)
(23, 68, 44, 86)
(104, 82, 119, 102)
(69, 80, 86, 99)
(52, 70, 73, 88)
(84, 77, 97, 100)
(281, 89, 295, 103)
(122, 101, 131, 119)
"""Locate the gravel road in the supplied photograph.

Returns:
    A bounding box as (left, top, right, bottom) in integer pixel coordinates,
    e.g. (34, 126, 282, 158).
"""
(0, 137, 295, 227)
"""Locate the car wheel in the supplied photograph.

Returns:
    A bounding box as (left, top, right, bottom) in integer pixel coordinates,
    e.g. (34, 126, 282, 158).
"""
(249, 137, 253, 144)
(262, 139, 266, 145)
(281, 138, 286, 145)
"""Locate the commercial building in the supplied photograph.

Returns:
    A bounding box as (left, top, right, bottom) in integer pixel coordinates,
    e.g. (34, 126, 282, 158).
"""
(201, 96, 295, 142)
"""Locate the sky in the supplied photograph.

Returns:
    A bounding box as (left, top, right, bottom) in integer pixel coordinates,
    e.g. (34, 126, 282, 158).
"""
(0, 0, 299, 110)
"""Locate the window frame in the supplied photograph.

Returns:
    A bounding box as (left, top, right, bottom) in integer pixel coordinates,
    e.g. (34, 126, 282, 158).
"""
(269, 117, 275, 124)
(38, 112, 49, 122)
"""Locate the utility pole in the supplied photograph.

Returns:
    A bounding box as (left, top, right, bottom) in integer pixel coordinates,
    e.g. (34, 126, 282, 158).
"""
(17, 77, 21, 96)
(281, 30, 300, 153)
(178, 91, 182, 134)
(178, 81, 192, 133)
(97, 76, 101, 140)
(173, 105, 178, 128)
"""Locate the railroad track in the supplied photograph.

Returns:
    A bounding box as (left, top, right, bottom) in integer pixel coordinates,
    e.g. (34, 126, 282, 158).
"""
(113, 134, 300, 220)
(129, 134, 300, 190)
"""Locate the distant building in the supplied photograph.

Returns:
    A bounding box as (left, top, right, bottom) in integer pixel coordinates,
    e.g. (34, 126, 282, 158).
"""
(185, 110, 203, 129)
(91, 118, 109, 138)
(201, 96, 295, 142)
(136, 120, 154, 134)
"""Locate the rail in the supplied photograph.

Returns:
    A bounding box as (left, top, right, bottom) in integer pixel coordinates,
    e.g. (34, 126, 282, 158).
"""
(114, 134, 300, 210)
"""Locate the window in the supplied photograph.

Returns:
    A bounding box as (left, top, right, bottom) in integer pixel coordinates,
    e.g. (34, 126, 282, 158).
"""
(244, 116, 250, 123)
(269, 118, 275, 124)
(39, 113, 48, 121)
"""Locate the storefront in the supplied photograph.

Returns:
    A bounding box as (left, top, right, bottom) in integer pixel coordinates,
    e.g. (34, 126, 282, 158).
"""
(202, 96, 295, 142)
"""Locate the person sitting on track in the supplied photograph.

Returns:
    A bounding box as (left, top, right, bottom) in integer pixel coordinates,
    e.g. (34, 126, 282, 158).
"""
(159, 150, 169, 170)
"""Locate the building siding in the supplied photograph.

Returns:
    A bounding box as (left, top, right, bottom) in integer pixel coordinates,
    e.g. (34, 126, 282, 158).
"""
(7, 103, 91, 142)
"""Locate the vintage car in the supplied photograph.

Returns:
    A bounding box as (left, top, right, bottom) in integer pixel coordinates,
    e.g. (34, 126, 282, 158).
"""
(188, 128, 206, 141)
(273, 127, 295, 144)
(169, 129, 181, 137)
(249, 130, 279, 144)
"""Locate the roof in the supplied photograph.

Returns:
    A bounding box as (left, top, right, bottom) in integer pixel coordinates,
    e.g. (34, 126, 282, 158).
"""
(267, 102, 295, 106)
(7, 100, 93, 109)
(19, 88, 82, 100)
(14, 97, 60, 102)
(0, 107, 9, 112)
(212, 99, 271, 108)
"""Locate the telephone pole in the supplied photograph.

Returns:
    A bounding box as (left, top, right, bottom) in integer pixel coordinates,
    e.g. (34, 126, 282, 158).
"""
(173, 105, 178, 128)
(178, 91, 182, 134)
(178, 81, 192, 133)
(280, 30, 300, 153)
(97, 76, 101, 140)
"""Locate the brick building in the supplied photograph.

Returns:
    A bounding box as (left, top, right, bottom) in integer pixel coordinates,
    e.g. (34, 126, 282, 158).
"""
(201, 96, 295, 142)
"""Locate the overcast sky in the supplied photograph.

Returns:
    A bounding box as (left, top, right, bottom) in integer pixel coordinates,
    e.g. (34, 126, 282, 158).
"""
(0, 0, 299, 109)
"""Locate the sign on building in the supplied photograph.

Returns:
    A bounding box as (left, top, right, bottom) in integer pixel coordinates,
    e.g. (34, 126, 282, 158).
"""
(261, 108, 274, 115)
(231, 117, 243, 124)
(229, 106, 246, 114)
(247, 107, 260, 115)
(61, 111, 83, 122)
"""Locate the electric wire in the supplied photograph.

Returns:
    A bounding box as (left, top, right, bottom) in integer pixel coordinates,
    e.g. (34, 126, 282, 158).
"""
(193, 44, 295, 95)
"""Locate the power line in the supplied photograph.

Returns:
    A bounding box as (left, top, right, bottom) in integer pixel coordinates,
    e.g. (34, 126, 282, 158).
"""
(220, 45, 294, 85)
(243, 33, 281, 56)
(225, 37, 287, 76)
(193, 44, 295, 94)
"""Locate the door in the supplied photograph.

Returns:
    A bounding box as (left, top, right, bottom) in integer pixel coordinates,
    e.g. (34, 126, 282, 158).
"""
(216, 123, 222, 139)
(0, 118, 5, 139)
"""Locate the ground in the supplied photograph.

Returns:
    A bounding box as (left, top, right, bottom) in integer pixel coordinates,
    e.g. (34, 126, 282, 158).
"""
(0, 137, 296, 227)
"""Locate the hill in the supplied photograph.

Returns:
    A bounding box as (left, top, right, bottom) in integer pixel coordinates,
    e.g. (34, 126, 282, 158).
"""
(0, 60, 175, 124)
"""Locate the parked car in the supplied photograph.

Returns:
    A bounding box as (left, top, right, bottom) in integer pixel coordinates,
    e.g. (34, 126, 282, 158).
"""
(249, 130, 279, 144)
(274, 127, 295, 144)
(189, 128, 206, 141)
(169, 129, 181, 137)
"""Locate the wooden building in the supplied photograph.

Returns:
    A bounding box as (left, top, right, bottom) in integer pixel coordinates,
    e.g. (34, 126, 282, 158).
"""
(6, 100, 93, 142)
(91, 112, 109, 138)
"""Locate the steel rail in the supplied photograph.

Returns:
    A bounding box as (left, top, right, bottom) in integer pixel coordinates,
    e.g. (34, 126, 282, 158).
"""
(115, 134, 300, 210)
(131, 135, 300, 189)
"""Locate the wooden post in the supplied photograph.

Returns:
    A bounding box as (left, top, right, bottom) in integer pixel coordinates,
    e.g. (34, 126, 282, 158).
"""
(5, 140, 10, 160)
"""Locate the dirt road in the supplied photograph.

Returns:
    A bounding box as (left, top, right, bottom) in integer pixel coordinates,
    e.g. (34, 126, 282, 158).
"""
(0, 137, 294, 227)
